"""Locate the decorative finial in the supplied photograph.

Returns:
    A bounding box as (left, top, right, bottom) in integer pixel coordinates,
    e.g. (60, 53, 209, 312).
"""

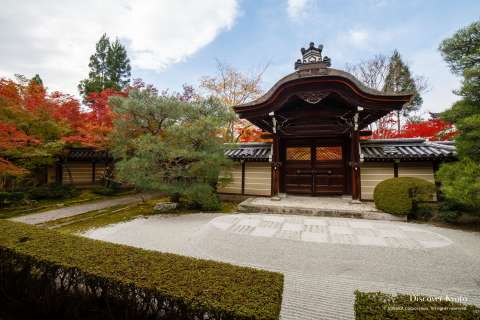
(295, 42, 331, 69)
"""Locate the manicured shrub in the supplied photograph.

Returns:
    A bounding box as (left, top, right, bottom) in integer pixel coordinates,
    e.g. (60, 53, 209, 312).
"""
(93, 181, 130, 196)
(181, 183, 222, 211)
(438, 201, 463, 223)
(28, 184, 79, 200)
(412, 203, 438, 221)
(437, 158, 480, 214)
(0, 220, 283, 320)
(354, 291, 479, 319)
(92, 186, 117, 196)
(0, 192, 26, 207)
(374, 177, 436, 216)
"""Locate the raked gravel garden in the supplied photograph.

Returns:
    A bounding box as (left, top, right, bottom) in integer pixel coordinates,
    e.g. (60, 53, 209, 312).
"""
(77, 210, 480, 320)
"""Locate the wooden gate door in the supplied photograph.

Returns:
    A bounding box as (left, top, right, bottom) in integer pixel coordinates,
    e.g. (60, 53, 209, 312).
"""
(283, 140, 346, 195)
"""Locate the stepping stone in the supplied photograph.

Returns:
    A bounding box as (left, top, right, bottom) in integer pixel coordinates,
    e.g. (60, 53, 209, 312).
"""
(357, 235, 387, 247)
(238, 218, 260, 227)
(301, 231, 329, 243)
(282, 223, 304, 232)
(304, 218, 328, 226)
(329, 226, 354, 235)
(250, 227, 278, 237)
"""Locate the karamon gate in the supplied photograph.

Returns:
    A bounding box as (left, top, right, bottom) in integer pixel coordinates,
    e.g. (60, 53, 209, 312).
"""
(233, 42, 412, 200)
(43, 42, 454, 199)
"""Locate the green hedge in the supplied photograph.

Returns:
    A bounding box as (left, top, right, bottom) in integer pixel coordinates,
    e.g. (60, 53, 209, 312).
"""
(355, 291, 480, 319)
(28, 183, 79, 200)
(0, 191, 26, 207)
(374, 177, 436, 216)
(0, 220, 283, 320)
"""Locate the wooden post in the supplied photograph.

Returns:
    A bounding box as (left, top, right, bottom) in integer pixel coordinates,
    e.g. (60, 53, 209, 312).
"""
(351, 123, 361, 201)
(55, 163, 63, 185)
(92, 161, 96, 184)
(351, 130, 361, 200)
(241, 160, 245, 195)
(271, 134, 281, 198)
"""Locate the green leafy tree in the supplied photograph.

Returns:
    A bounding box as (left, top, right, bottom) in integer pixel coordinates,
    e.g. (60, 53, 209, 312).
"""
(383, 50, 424, 132)
(437, 20, 480, 213)
(109, 86, 235, 209)
(79, 34, 131, 98)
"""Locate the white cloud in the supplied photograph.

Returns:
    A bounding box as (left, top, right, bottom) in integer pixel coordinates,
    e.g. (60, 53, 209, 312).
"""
(287, 0, 309, 19)
(333, 27, 403, 59)
(348, 30, 369, 45)
(0, 0, 239, 95)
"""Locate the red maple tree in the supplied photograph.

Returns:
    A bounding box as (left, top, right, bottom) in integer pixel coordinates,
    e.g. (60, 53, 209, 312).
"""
(0, 77, 125, 177)
(371, 117, 456, 141)
(63, 88, 126, 148)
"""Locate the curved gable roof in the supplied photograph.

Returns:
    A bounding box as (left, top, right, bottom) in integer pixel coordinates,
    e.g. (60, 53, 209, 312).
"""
(234, 64, 413, 117)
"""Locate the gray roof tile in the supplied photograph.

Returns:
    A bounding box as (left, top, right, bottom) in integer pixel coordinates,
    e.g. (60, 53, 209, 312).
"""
(224, 138, 456, 161)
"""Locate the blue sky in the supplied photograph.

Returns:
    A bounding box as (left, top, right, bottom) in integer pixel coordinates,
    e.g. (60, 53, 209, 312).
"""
(1, 0, 479, 112)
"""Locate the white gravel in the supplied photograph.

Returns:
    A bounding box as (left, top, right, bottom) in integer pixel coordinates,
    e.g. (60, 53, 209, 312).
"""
(83, 213, 480, 320)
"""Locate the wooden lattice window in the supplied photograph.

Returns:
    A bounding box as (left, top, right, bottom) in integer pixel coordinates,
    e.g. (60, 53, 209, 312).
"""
(286, 147, 311, 161)
(316, 146, 342, 160)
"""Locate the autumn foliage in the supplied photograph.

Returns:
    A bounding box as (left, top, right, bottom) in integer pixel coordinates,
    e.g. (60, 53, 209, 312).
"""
(0, 75, 457, 182)
(0, 77, 122, 178)
(238, 114, 456, 143)
(63, 89, 125, 147)
(371, 113, 456, 141)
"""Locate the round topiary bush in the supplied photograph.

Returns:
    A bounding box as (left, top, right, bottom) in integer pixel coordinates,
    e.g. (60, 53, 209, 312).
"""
(373, 177, 436, 216)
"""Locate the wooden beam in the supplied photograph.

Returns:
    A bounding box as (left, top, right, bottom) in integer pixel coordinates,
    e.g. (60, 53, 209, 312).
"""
(271, 134, 281, 197)
(359, 130, 372, 137)
(393, 161, 399, 178)
(260, 133, 274, 139)
(55, 163, 63, 184)
(92, 161, 96, 184)
(241, 160, 246, 195)
(351, 129, 361, 201)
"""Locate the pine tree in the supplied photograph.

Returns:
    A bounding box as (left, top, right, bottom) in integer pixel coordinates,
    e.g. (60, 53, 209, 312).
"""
(107, 39, 131, 90)
(383, 50, 423, 132)
(436, 20, 480, 213)
(79, 34, 131, 98)
(109, 87, 234, 209)
(31, 74, 43, 86)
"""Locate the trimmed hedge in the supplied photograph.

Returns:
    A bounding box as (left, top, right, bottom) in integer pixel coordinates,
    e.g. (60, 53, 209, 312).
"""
(355, 291, 480, 319)
(0, 191, 25, 207)
(28, 183, 79, 200)
(92, 185, 118, 196)
(0, 220, 283, 320)
(374, 177, 436, 216)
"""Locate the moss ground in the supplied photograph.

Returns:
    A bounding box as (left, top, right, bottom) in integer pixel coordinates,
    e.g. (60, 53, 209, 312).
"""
(0, 189, 136, 220)
(44, 198, 239, 234)
(0, 220, 284, 320)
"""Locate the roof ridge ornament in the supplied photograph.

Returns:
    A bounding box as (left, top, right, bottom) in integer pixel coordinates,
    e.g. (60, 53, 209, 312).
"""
(295, 42, 331, 70)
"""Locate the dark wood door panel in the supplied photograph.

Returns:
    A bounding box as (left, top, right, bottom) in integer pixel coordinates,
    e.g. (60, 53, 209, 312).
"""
(284, 174, 313, 193)
(282, 139, 347, 195)
(314, 174, 344, 194)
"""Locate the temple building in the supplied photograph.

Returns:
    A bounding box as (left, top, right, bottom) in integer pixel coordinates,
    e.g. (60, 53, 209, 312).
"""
(220, 42, 456, 200)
